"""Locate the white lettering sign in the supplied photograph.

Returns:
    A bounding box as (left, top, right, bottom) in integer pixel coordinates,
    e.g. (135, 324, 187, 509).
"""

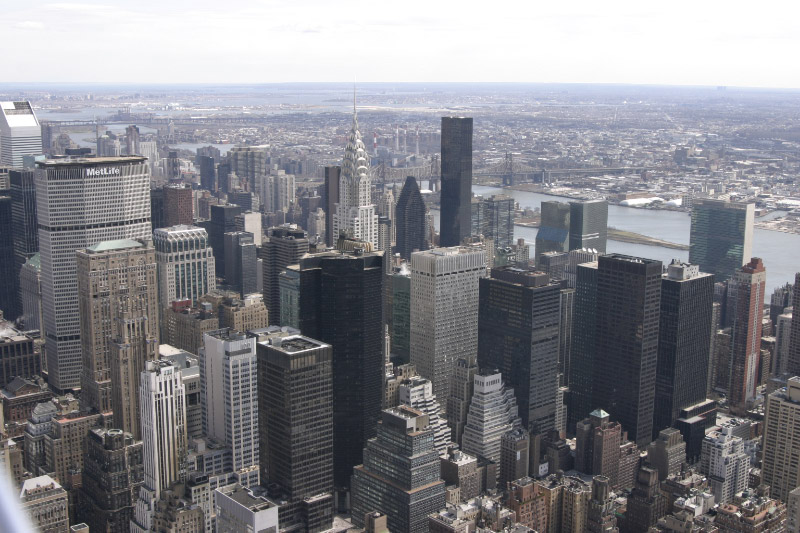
(86, 167, 121, 177)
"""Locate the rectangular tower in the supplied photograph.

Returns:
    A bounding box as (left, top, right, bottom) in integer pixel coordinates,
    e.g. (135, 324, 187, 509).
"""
(261, 225, 309, 325)
(568, 199, 608, 253)
(535, 201, 570, 265)
(411, 247, 486, 407)
(439, 117, 473, 247)
(689, 199, 754, 282)
(593, 254, 662, 446)
(728, 258, 766, 413)
(36, 156, 152, 392)
(154, 225, 216, 307)
(762, 377, 800, 502)
(0, 101, 41, 166)
(77, 238, 159, 436)
(10, 169, 38, 320)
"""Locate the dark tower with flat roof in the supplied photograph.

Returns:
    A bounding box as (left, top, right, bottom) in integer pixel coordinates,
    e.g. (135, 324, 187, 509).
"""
(394, 176, 427, 260)
(439, 117, 472, 247)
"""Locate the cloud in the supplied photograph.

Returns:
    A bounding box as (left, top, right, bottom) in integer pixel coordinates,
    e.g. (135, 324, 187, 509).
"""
(14, 21, 44, 30)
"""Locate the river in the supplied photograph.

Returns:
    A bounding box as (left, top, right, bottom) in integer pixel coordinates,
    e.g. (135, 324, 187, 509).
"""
(428, 184, 799, 295)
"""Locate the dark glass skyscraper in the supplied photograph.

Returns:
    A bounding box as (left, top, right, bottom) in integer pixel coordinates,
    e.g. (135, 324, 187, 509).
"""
(223, 231, 258, 297)
(535, 201, 570, 265)
(0, 195, 16, 319)
(298, 249, 383, 500)
(654, 261, 714, 438)
(484, 194, 515, 249)
(569, 199, 608, 253)
(197, 155, 216, 192)
(689, 199, 754, 283)
(394, 176, 427, 260)
(439, 117, 472, 247)
(789, 273, 800, 376)
(478, 267, 561, 435)
(10, 169, 38, 320)
(567, 261, 598, 430)
(593, 254, 662, 446)
(208, 204, 243, 277)
(261, 225, 309, 325)
(257, 335, 333, 533)
(323, 166, 340, 247)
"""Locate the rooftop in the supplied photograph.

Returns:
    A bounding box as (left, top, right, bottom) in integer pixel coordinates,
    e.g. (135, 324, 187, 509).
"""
(86, 239, 144, 253)
(36, 156, 147, 167)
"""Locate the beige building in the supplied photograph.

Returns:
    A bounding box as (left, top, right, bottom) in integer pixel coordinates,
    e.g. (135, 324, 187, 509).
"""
(209, 293, 269, 333)
(161, 301, 219, 355)
(762, 376, 800, 502)
(77, 238, 158, 438)
(19, 475, 69, 533)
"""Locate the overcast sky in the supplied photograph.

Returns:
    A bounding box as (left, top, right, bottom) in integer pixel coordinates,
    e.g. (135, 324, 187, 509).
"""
(5, 1, 798, 88)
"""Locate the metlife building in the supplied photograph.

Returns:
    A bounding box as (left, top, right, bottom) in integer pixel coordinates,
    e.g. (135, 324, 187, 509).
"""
(36, 156, 152, 391)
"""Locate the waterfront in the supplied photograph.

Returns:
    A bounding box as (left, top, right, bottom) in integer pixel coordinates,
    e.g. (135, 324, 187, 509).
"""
(430, 184, 799, 295)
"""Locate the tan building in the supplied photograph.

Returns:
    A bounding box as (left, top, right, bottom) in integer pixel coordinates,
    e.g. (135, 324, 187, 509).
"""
(535, 473, 591, 533)
(715, 490, 786, 532)
(212, 293, 269, 332)
(20, 475, 69, 533)
(507, 477, 547, 532)
(160, 301, 219, 355)
(77, 238, 158, 438)
(762, 377, 800, 502)
(44, 410, 106, 493)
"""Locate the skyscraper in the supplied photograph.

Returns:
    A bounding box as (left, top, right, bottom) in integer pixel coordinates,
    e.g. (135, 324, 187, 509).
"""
(410, 246, 486, 406)
(36, 156, 152, 392)
(197, 155, 216, 192)
(395, 176, 428, 260)
(351, 406, 446, 533)
(390, 268, 411, 365)
(223, 231, 258, 297)
(200, 329, 260, 488)
(154, 225, 216, 306)
(10, 169, 38, 320)
(132, 359, 188, 533)
(208, 204, 243, 278)
(593, 254, 662, 446)
(261, 225, 309, 324)
(397, 375, 452, 455)
(787, 273, 800, 376)
(256, 171, 296, 214)
(77, 238, 159, 436)
(654, 261, 714, 436)
(689, 199, 754, 283)
(567, 261, 598, 429)
(323, 166, 340, 247)
(0, 195, 14, 319)
(728, 258, 766, 413)
(478, 267, 561, 435)
(568, 199, 608, 253)
(534, 201, 570, 265)
(446, 356, 478, 446)
(163, 184, 193, 227)
(298, 248, 384, 498)
(461, 370, 523, 469)
(762, 377, 800, 502)
(484, 194, 515, 249)
(257, 335, 334, 532)
(0, 101, 41, 167)
(439, 117, 473, 247)
(700, 428, 749, 504)
(332, 105, 378, 246)
(125, 125, 141, 156)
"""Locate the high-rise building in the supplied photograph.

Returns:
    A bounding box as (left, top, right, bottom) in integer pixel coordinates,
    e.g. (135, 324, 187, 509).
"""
(689, 199, 754, 283)
(700, 428, 749, 504)
(10, 169, 38, 320)
(440, 445, 480, 503)
(200, 329, 259, 488)
(227, 145, 269, 191)
(150, 187, 165, 231)
(125, 125, 140, 156)
(567, 261, 598, 428)
(197, 155, 216, 192)
(461, 370, 523, 469)
(575, 409, 625, 488)
(133, 359, 188, 532)
(568, 200, 608, 253)
(446, 356, 478, 446)
(154, 225, 216, 306)
(351, 406, 446, 533)
(397, 375, 452, 455)
(77, 238, 158, 437)
(0, 195, 14, 319)
(538, 251, 569, 283)
(788, 273, 800, 376)
(223, 231, 258, 297)
(257, 335, 334, 532)
(18, 255, 41, 333)
(261, 225, 309, 325)
(214, 484, 279, 533)
(256, 171, 296, 214)
(478, 267, 560, 435)
(762, 377, 800, 502)
(307, 208, 326, 241)
(391, 268, 411, 365)
(79, 428, 144, 533)
(0, 101, 41, 167)
(298, 248, 384, 497)
(646, 428, 686, 481)
(323, 166, 340, 247)
(500, 428, 530, 488)
(163, 184, 193, 227)
(728, 258, 766, 412)
(775, 310, 793, 378)
(483, 194, 515, 249)
(278, 266, 301, 329)
(37, 156, 152, 392)
(769, 282, 793, 334)
(0, 319, 39, 386)
(654, 261, 714, 436)
(160, 346, 203, 439)
(235, 211, 263, 246)
(332, 107, 378, 246)
(395, 176, 428, 260)
(411, 246, 486, 405)
(535, 201, 570, 265)
(439, 117, 473, 247)
(619, 466, 667, 533)
(208, 204, 244, 278)
(714, 491, 787, 532)
(593, 254, 662, 446)
(587, 476, 619, 533)
(19, 475, 69, 533)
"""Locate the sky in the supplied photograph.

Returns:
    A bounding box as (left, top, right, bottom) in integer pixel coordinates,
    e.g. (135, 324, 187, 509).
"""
(4, 1, 799, 88)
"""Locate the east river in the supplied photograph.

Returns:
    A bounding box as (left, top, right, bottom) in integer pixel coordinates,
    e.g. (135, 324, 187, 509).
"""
(430, 184, 799, 295)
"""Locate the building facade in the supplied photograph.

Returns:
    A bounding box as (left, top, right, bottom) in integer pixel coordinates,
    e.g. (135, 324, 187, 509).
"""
(154, 225, 216, 307)
(689, 199, 754, 283)
(439, 117, 473, 247)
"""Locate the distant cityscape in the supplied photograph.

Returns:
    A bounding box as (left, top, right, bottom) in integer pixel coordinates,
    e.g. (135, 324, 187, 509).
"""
(0, 83, 799, 533)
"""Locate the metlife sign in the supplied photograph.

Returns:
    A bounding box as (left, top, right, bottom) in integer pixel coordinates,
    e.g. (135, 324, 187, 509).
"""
(86, 167, 121, 177)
